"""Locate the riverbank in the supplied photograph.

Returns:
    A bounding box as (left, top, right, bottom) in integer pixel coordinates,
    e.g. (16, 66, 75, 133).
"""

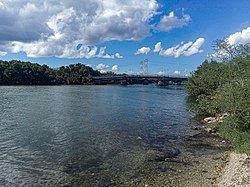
(189, 115, 250, 187)
(126, 130, 232, 187)
(147, 130, 249, 187)
(136, 126, 249, 187)
(200, 117, 250, 187)
(217, 152, 250, 187)
(62, 124, 247, 187)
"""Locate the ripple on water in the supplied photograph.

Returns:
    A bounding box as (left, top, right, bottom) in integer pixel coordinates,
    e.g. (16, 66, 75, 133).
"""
(0, 85, 196, 186)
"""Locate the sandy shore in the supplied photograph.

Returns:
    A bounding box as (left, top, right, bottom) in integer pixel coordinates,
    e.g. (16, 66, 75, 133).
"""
(217, 153, 250, 187)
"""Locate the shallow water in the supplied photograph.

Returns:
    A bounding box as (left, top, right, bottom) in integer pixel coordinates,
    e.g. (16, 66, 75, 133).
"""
(0, 85, 197, 186)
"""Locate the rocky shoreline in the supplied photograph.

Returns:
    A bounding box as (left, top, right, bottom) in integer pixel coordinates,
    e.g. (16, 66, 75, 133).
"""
(142, 129, 250, 187)
(60, 120, 247, 187)
(61, 129, 232, 187)
(217, 153, 250, 187)
(190, 114, 250, 187)
(128, 130, 232, 187)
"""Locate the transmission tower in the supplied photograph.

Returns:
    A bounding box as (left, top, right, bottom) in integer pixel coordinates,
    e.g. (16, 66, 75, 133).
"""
(140, 59, 149, 75)
(144, 59, 148, 75)
(140, 61, 144, 75)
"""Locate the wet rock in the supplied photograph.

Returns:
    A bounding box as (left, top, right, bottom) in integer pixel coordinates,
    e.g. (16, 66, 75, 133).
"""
(204, 117, 216, 123)
(97, 179, 112, 187)
(204, 115, 225, 124)
(216, 112, 230, 118)
(204, 128, 216, 134)
(192, 126, 202, 130)
(63, 165, 81, 174)
(155, 147, 181, 161)
(213, 155, 221, 160)
(158, 166, 176, 173)
(150, 144, 164, 150)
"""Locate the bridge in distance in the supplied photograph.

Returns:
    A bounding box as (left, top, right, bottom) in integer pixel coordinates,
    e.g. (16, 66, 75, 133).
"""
(92, 75, 188, 85)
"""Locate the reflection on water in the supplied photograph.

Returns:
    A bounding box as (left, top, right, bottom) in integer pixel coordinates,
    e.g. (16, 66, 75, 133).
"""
(0, 85, 196, 186)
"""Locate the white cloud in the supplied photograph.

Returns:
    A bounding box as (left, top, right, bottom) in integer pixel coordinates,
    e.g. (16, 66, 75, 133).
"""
(96, 47, 113, 59)
(112, 65, 119, 71)
(0, 1, 193, 59)
(153, 42, 162, 53)
(100, 70, 107, 73)
(0, 0, 161, 58)
(227, 27, 250, 45)
(115, 53, 123, 59)
(96, 63, 109, 70)
(0, 51, 7, 56)
(85, 64, 92, 67)
(156, 11, 191, 32)
(134, 46, 151, 55)
(86, 46, 98, 59)
(183, 38, 205, 56)
(11, 41, 121, 59)
(157, 70, 165, 75)
(157, 38, 205, 58)
(0, 0, 158, 45)
(174, 70, 181, 74)
(209, 27, 250, 59)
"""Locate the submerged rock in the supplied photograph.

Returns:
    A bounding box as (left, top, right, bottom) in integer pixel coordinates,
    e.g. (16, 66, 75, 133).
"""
(155, 147, 181, 161)
(97, 179, 112, 187)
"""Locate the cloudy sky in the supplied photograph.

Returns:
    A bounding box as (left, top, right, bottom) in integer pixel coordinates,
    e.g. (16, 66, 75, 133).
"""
(0, 0, 250, 75)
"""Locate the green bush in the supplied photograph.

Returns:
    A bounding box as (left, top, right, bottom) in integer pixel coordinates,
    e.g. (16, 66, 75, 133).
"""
(217, 118, 250, 154)
(186, 42, 250, 132)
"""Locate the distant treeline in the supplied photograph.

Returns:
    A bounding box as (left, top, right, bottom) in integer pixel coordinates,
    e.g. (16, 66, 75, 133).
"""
(0, 60, 103, 85)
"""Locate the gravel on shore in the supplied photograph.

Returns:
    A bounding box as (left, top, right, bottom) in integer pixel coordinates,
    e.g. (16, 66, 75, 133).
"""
(217, 153, 250, 187)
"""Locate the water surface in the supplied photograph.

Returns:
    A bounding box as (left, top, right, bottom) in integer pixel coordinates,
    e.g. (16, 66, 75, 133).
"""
(0, 85, 196, 186)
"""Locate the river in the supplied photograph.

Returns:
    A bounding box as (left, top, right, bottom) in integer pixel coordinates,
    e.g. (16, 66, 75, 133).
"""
(0, 85, 201, 186)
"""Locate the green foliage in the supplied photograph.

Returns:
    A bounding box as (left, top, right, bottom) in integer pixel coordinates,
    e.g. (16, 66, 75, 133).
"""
(187, 60, 232, 98)
(0, 60, 102, 85)
(217, 118, 250, 155)
(102, 71, 127, 77)
(56, 63, 101, 85)
(186, 60, 231, 116)
(186, 42, 250, 132)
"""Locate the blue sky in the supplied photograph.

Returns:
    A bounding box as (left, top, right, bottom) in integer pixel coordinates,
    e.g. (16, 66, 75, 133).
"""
(0, 0, 250, 75)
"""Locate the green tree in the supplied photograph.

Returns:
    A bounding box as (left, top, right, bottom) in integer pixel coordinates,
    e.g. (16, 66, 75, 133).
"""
(186, 41, 250, 131)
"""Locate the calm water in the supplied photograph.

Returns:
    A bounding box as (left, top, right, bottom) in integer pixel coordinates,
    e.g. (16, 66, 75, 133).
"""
(0, 85, 196, 186)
